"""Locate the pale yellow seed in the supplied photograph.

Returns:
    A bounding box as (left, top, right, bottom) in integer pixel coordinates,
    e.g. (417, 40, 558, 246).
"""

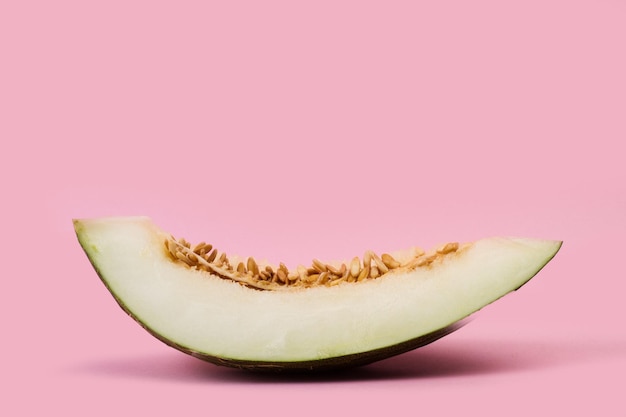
(405, 256, 429, 269)
(350, 257, 360, 278)
(370, 266, 379, 278)
(370, 252, 389, 274)
(381, 253, 401, 269)
(327, 273, 340, 282)
(297, 265, 308, 281)
(437, 242, 459, 254)
(404, 258, 419, 269)
(192, 242, 206, 253)
(197, 244, 212, 255)
(307, 273, 320, 283)
(214, 252, 227, 267)
(329, 277, 345, 286)
(363, 251, 372, 268)
(247, 257, 259, 276)
(187, 252, 199, 264)
(357, 265, 370, 282)
(328, 274, 342, 282)
(312, 259, 327, 273)
(341, 265, 350, 279)
(318, 272, 330, 285)
(165, 240, 177, 259)
(176, 251, 193, 266)
(277, 269, 287, 283)
(170, 240, 180, 253)
(415, 254, 437, 267)
(326, 264, 341, 275)
(206, 249, 218, 263)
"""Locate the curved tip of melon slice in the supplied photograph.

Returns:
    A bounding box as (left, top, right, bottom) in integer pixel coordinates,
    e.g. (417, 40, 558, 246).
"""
(73, 216, 561, 371)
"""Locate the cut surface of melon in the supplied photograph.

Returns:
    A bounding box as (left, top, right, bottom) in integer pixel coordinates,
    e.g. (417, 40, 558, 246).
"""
(74, 216, 561, 370)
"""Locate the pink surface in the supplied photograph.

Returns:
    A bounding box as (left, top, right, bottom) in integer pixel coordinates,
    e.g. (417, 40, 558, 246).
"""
(2, 0, 625, 415)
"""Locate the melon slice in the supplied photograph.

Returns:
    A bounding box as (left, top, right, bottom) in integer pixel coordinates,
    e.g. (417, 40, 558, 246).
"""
(73, 216, 561, 371)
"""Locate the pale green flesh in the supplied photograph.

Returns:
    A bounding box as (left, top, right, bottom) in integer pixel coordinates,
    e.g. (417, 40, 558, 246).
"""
(74, 217, 561, 369)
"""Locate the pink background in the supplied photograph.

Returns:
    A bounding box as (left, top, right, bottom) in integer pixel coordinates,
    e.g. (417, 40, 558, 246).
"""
(2, 0, 625, 415)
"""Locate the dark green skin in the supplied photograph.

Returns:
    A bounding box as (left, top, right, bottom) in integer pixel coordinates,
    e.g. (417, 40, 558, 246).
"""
(75, 223, 561, 372)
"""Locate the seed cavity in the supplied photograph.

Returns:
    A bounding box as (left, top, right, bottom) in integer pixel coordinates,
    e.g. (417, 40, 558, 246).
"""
(164, 235, 465, 291)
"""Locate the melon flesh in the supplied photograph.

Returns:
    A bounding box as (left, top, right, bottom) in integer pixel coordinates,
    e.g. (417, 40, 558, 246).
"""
(74, 216, 561, 370)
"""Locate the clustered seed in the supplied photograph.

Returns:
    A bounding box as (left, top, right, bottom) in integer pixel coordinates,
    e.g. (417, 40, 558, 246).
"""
(164, 237, 466, 291)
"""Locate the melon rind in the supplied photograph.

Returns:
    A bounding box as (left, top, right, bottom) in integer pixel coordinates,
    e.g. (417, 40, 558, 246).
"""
(74, 216, 561, 370)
